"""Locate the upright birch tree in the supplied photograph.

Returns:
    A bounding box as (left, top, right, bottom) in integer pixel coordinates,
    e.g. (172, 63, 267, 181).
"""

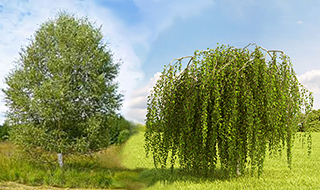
(3, 12, 123, 166)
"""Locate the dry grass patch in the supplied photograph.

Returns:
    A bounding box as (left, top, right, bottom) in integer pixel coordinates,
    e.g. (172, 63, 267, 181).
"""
(95, 145, 124, 169)
(0, 181, 116, 190)
(0, 141, 15, 156)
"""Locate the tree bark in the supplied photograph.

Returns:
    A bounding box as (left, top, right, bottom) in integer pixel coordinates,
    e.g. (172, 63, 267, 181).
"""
(58, 153, 64, 168)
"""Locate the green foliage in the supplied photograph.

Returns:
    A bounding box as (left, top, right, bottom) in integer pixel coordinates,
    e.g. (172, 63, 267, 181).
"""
(109, 115, 137, 145)
(145, 44, 313, 177)
(0, 123, 9, 141)
(304, 109, 320, 132)
(296, 112, 307, 132)
(2, 12, 123, 156)
(117, 129, 130, 144)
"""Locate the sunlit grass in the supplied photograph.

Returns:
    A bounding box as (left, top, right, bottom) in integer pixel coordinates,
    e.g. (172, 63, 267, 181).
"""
(120, 132, 320, 190)
(1, 132, 320, 189)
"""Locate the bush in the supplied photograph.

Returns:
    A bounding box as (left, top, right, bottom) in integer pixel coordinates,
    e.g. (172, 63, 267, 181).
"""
(0, 123, 9, 141)
(117, 129, 130, 144)
(304, 109, 320, 132)
(109, 115, 136, 145)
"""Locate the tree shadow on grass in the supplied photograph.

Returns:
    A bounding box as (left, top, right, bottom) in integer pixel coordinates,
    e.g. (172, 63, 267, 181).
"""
(62, 161, 237, 190)
(115, 168, 249, 189)
(3, 143, 241, 190)
(132, 167, 240, 189)
(3, 154, 244, 190)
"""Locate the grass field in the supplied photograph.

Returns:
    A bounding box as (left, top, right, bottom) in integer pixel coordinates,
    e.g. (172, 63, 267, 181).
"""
(1, 132, 320, 189)
(0, 141, 134, 189)
(121, 132, 320, 190)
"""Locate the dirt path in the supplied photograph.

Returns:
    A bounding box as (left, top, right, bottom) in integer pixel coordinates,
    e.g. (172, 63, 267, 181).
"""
(0, 182, 122, 190)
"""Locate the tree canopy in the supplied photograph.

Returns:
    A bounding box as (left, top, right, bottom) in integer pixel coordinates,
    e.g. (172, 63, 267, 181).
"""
(145, 44, 313, 177)
(3, 12, 123, 156)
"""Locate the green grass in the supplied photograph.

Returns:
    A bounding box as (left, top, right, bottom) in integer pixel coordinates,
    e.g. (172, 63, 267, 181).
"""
(120, 132, 320, 190)
(0, 142, 132, 189)
(1, 132, 320, 189)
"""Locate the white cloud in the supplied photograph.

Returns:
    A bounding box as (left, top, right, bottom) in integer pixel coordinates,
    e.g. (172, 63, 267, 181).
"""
(124, 72, 161, 124)
(0, 0, 215, 124)
(0, 0, 146, 124)
(297, 21, 303, 24)
(119, 0, 215, 123)
(298, 70, 320, 110)
(298, 70, 320, 94)
(79, 2, 146, 117)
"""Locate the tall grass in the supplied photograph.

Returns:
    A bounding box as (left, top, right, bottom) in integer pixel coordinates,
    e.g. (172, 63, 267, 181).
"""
(0, 123, 144, 189)
(0, 142, 130, 189)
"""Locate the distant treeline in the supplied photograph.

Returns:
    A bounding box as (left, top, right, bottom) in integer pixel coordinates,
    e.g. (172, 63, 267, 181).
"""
(109, 114, 141, 145)
(298, 109, 320, 132)
(0, 115, 140, 143)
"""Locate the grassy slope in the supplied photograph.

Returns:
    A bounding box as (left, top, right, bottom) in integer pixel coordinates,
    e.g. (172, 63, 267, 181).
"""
(121, 132, 320, 190)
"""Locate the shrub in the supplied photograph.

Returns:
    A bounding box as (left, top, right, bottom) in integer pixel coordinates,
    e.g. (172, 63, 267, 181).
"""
(305, 109, 320, 132)
(0, 123, 9, 141)
(117, 129, 130, 144)
(109, 115, 137, 145)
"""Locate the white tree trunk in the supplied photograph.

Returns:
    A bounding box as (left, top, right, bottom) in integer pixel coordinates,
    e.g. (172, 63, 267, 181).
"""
(236, 158, 241, 175)
(58, 153, 64, 168)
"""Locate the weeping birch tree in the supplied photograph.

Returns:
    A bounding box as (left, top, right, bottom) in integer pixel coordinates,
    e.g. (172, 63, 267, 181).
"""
(145, 44, 313, 177)
(3, 12, 123, 166)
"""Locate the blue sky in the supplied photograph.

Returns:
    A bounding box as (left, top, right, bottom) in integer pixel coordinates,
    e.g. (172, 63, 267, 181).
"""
(0, 0, 320, 124)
